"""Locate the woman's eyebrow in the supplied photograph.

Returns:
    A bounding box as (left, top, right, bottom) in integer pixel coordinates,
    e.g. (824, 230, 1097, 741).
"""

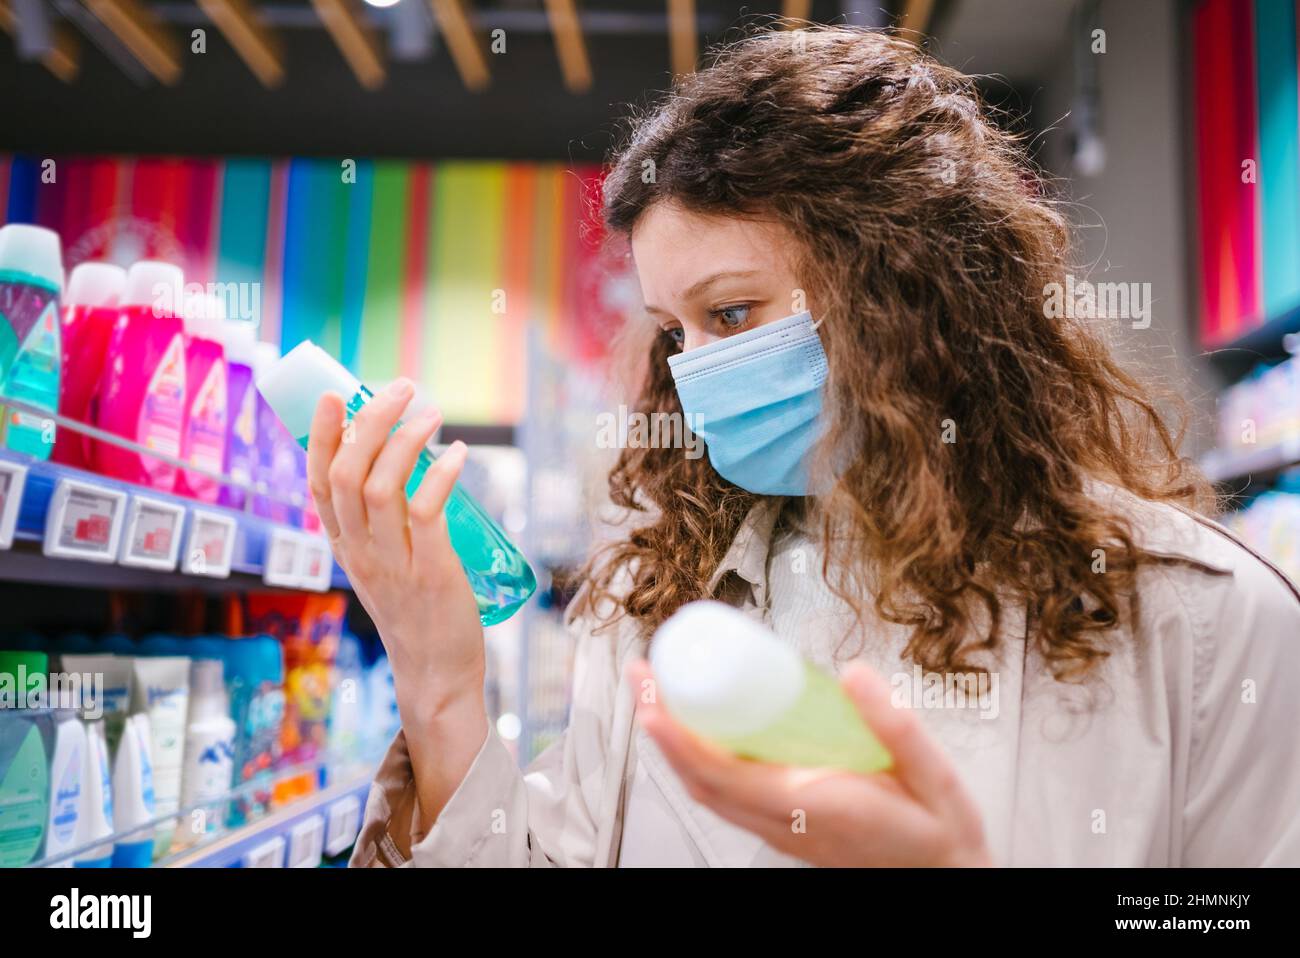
(679, 269, 762, 301)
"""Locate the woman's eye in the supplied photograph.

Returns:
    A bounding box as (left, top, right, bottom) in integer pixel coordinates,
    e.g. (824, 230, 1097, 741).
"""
(715, 304, 751, 329)
(664, 327, 685, 346)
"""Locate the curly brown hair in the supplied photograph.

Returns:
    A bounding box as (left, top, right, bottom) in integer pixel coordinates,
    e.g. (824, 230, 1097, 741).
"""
(577, 25, 1212, 681)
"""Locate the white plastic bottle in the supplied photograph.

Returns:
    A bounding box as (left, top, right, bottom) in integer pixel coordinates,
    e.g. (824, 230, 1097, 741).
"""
(177, 658, 235, 848)
(74, 719, 114, 868)
(42, 713, 87, 866)
(111, 713, 156, 867)
(649, 601, 892, 774)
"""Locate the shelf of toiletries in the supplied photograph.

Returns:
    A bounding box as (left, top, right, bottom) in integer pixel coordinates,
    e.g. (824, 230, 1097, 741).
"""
(1, 603, 399, 869)
(1200, 352, 1300, 486)
(0, 223, 338, 593)
(0, 446, 346, 592)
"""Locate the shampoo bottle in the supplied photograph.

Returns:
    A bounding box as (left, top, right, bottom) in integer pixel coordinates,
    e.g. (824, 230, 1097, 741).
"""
(75, 719, 114, 867)
(52, 262, 125, 469)
(175, 294, 228, 502)
(91, 261, 187, 490)
(0, 223, 63, 460)
(218, 319, 259, 510)
(176, 658, 235, 848)
(0, 650, 50, 867)
(110, 712, 156, 867)
(42, 712, 87, 866)
(649, 601, 892, 774)
(256, 341, 537, 625)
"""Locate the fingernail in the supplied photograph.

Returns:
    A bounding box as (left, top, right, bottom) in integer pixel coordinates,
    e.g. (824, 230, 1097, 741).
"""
(387, 378, 413, 399)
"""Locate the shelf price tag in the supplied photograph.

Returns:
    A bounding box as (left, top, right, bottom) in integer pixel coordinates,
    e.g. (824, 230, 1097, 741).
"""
(181, 510, 237, 579)
(296, 535, 335, 592)
(263, 527, 302, 588)
(42, 478, 127, 563)
(0, 460, 28, 550)
(118, 496, 185, 571)
(324, 795, 362, 857)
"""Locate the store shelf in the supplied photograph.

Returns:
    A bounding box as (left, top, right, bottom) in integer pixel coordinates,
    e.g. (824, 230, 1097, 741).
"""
(162, 769, 374, 868)
(1206, 301, 1300, 383)
(0, 448, 350, 593)
(26, 752, 377, 869)
(1199, 437, 1300, 486)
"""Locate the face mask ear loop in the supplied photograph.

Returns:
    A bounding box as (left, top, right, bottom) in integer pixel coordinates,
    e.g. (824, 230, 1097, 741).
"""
(810, 316, 825, 331)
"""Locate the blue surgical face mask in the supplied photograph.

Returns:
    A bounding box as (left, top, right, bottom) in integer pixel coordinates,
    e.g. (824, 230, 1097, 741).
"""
(668, 310, 828, 496)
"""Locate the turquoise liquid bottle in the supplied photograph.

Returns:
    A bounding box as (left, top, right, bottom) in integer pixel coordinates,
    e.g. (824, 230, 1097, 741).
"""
(0, 225, 63, 460)
(256, 341, 536, 626)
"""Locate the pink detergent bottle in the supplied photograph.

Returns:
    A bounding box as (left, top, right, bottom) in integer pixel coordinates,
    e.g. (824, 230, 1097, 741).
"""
(52, 263, 126, 470)
(91, 261, 188, 490)
(175, 294, 228, 502)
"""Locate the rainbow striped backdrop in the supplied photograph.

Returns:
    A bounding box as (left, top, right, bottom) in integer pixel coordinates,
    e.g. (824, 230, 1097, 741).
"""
(0, 154, 628, 424)
(1193, 0, 1300, 345)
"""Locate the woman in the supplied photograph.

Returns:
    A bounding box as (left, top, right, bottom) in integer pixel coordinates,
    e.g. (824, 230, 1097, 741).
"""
(313, 27, 1300, 867)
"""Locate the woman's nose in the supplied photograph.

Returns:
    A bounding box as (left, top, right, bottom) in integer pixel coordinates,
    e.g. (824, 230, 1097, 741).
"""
(680, 329, 723, 354)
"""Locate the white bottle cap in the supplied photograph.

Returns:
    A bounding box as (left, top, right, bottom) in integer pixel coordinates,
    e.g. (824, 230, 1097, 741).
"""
(222, 319, 259, 367)
(251, 341, 280, 377)
(66, 262, 126, 308)
(123, 261, 184, 315)
(649, 600, 805, 739)
(188, 659, 229, 720)
(0, 223, 64, 291)
(256, 339, 363, 441)
(183, 291, 227, 337)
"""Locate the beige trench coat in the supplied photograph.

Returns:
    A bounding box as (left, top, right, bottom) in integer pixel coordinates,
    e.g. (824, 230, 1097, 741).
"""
(350, 487, 1300, 867)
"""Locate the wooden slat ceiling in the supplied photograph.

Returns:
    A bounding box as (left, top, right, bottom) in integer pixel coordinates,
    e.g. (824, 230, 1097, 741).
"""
(4, 1, 925, 91)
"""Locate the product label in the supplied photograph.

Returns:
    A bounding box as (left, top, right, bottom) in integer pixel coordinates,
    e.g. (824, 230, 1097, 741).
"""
(0, 460, 26, 550)
(2, 302, 61, 456)
(0, 723, 48, 867)
(263, 528, 301, 587)
(230, 383, 257, 485)
(50, 742, 83, 846)
(46, 483, 124, 560)
(185, 359, 227, 471)
(181, 510, 235, 578)
(139, 334, 185, 460)
(120, 498, 185, 569)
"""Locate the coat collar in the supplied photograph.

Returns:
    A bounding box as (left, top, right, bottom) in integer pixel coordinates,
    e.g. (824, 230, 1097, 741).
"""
(704, 496, 787, 608)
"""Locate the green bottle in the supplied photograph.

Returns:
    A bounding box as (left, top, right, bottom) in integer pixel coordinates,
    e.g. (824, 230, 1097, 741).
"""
(650, 601, 892, 774)
(256, 340, 536, 626)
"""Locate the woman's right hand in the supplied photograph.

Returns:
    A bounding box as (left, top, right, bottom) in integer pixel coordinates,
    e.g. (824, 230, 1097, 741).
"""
(305, 379, 487, 730)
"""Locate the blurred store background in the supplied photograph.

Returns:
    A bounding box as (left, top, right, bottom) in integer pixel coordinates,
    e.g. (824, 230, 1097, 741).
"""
(1, 0, 1297, 867)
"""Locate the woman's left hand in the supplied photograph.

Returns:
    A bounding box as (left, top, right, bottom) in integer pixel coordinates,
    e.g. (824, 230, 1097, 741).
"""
(626, 659, 993, 867)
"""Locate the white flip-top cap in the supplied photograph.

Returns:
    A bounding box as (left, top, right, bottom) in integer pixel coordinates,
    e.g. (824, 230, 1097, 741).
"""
(0, 223, 64, 291)
(222, 319, 259, 367)
(183, 291, 227, 337)
(66, 262, 126, 308)
(256, 340, 362, 441)
(123, 260, 184, 314)
(649, 600, 805, 739)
